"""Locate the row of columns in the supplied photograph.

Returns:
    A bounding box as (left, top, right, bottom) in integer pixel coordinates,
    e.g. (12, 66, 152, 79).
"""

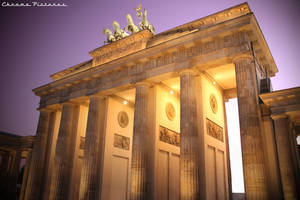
(0, 151, 11, 174)
(0, 149, 23, 194)
(24, 54, 298, 200)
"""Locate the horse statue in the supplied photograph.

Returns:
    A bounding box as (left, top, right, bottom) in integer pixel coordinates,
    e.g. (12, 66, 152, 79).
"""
(125, 13, 140, 34)
(139, 9, 155, 34)
(113, 21, 129, 40)
(103, 28, 116, 44)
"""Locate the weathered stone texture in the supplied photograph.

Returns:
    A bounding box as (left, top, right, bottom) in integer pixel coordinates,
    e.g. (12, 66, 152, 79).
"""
(79, 96, 107, 200)
(234, 55, 268, 199)
(180, 71, 202, 200)
(24, 110, 51, 200)
(49, 103, 80, 200)
(273, 116, 297, 200)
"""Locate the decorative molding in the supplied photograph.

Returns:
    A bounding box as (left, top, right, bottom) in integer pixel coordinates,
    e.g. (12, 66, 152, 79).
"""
(159, 125, 180, 147)
(148, 3, 251, 47)
(90, 30, 153, 67)
(113, 134, 130, 150)
(206, 118, 223, 142)
(165, 102, 176, 121)
(232, 53, 253, 63)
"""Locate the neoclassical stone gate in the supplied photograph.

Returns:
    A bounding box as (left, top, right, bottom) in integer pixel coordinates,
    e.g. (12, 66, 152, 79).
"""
(22, 3, 299, 200)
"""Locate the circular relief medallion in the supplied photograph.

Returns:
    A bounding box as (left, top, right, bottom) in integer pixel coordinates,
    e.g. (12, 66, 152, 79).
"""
(209, 94, 218, 114)
(165, 102, 176, 121)
(118, 111, 129, 128)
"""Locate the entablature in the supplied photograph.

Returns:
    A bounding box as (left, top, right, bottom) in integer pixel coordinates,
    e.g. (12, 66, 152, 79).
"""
(33, 3, 278, 109)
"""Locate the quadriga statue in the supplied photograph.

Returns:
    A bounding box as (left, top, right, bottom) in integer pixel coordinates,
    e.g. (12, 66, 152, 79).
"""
(139, 9, 155, 34)
(103, 28, 116, 44)
(113, 21, 129, 40)
(125, 14, 140, 34)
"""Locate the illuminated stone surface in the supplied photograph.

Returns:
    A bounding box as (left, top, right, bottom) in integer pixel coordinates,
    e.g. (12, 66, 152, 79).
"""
(15, 3, 300, 200)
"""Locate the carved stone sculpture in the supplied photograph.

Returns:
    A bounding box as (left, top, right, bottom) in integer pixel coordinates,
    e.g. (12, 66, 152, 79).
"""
(103, 28, 116, 44)
(118, 111, 129, 128)
(134, 3, 142, 18)
(125, 13, 140, 34)
(139, 9, 155, 34)
(209, 94, 218, 114)
(159, 126, 180, 147)
(165, 102, 176, 121)
(113, 21, 129, 40)
(206, 118, 223, 142)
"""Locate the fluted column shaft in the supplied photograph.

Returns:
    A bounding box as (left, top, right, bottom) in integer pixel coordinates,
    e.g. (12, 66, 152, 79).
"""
(19, 151, 32, 200)
(272, 115, 297, 199)
(234, 55, 268, 199)
(0, 151, 9, 174)
(79, 96, 108, 200)
(50, 103, 80, 200)
(130, 83, 153, 200)
(12, 151, 22, 179)
(24, 110, 51, 200)
(41, 110, 61, 200)
(261, 114, 283, 199)
(180, 70, 202, 200)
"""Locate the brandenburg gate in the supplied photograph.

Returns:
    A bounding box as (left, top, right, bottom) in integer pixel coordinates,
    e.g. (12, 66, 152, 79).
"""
(21, 3, 300, 200)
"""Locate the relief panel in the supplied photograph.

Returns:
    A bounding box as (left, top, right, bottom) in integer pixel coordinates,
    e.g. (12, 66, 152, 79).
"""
(206, 118, 224, 142)
(113, 134, 130, 150)
(159, 126, 180, 147)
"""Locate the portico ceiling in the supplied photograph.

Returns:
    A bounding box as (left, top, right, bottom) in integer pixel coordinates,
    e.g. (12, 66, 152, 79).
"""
(115, 63, 236, 104)
(205, 64, 236, 90)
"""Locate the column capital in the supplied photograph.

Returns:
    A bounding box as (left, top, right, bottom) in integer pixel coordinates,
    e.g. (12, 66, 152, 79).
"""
(271, 114, 288, 120)
(39, 104, 63, 112)
(61, 100, 84, 107)
(178, 68, 198, 76)
(135, 81, 152, 88)
(232, 53, 253, 63)
(88, 94, 107, 100)
(37, 107, 53, 113)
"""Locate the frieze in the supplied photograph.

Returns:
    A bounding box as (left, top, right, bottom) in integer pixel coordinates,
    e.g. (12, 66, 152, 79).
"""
(113, 134, 130, 150)
(206, 118, 223, 142)
(159, 126, 180, 147)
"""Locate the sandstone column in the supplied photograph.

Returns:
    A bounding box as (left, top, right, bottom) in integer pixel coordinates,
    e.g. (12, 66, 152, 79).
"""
(19, 151, 32, 200)
(130, 82, 154, 200)
(79, 96, 108, 200)
(272, 114, 297, 199)
(234, 55, 268, 199)
(180, 70, 204, 200)
(24, 109, 51, 200)
(0, 151, 9, 174)
(49, 102, 80, 200)
(261, 112, 283, 199)
(12, 151, 22, 181)
(41, 110, 61, 199)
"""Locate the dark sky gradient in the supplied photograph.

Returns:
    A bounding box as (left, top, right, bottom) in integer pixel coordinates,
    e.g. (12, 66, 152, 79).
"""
(1, 0, 299, 136)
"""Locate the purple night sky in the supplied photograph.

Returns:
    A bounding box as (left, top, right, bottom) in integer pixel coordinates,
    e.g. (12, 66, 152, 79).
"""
(1, 0, 300, 136)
